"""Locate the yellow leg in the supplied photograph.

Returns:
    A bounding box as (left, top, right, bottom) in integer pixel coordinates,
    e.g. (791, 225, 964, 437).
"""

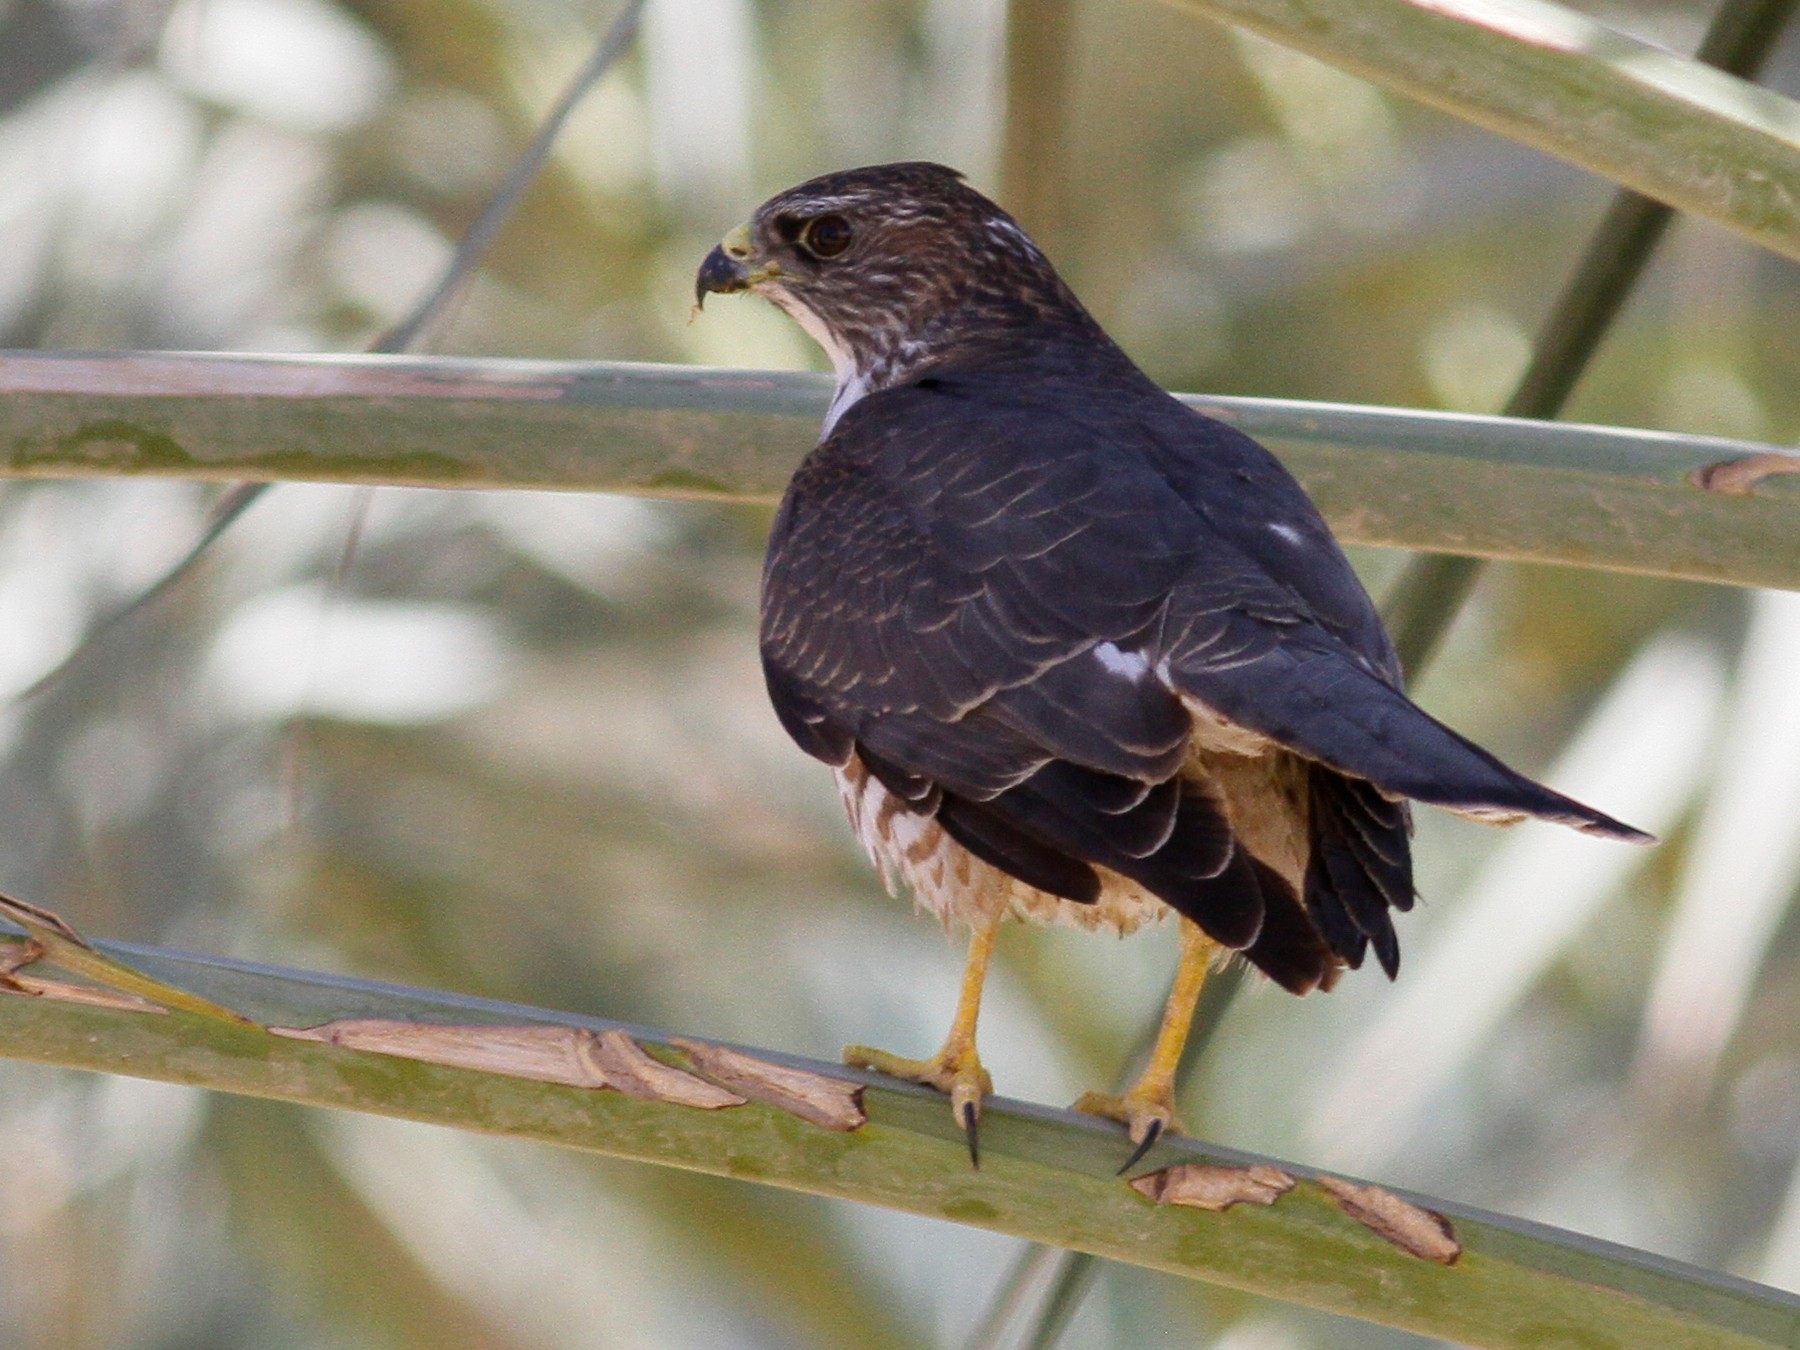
(1075, 919, 1218, 1147)
(845, 915, 999, 1145)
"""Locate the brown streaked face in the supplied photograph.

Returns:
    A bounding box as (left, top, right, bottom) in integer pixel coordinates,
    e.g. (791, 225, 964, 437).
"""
(695, 162, 1090, 392)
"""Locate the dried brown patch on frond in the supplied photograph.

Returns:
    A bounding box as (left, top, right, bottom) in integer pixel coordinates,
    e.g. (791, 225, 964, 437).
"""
(1691, 450, 1800, 496)
(0, 956, 168, 1015)
(1129, 1163, 1296, 1212)
(274, 1020, 746, 1110)
(1317, 1175, 1462, 1264)
(0, 892, 251, 1024)
(273, 1019, 610, 1086)
(579, 1030, 747, 1108)
(676, 1039, 867, 1131)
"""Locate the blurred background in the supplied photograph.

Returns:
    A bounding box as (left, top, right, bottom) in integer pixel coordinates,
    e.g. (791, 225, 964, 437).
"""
(1, 0, 1799, 1345)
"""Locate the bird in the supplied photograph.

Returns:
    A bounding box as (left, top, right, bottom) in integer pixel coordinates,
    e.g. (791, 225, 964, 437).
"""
(694, 162, 1651, 1167)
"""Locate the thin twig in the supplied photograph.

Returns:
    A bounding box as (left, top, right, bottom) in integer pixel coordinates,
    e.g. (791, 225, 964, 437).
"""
(279, 485, 377, 829)
(374, 0, 648, 354)
(15, 0, 649, 701)
(1016, 1252, 1101, 1350)
(962, 1244, 1061, 1350)
(13, 480, 269, 700)
(1382, 0, 1800, 677)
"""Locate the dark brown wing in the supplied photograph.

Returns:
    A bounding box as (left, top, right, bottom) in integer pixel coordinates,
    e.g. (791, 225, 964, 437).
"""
(760, 370, 1642, 986)
(761, 375, 1339, 977)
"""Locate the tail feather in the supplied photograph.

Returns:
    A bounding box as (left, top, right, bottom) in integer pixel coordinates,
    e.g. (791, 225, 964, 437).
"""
(1179, 650, 1655, 845)
(1237, 854, 1339, 994)
(1305, 771, 1412, 978)
(1114, 838, 1267, 958)
(934, 793, 1103, 904)
(938, 760, 1261, 947)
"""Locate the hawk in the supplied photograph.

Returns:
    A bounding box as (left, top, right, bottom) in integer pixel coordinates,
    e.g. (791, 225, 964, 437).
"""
(696, 162, 1649, 1164)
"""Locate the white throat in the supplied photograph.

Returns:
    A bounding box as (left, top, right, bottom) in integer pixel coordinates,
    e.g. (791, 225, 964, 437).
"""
(768, 286, 872, 438)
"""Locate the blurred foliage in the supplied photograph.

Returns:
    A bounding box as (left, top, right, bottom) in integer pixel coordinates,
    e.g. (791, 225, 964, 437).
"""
(1, 0, 1799, 1347)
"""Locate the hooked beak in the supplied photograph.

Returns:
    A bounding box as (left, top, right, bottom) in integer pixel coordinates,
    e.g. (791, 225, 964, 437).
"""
(694, 222, 779, 308)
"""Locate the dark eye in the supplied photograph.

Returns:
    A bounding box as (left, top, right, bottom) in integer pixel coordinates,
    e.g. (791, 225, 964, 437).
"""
(799, 213, 852, 259)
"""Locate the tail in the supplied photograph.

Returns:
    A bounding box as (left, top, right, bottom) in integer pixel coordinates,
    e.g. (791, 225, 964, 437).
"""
(1178, 650, 1655, 846)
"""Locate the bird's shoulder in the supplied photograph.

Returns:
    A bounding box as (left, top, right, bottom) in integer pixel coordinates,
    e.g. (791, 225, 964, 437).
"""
(822, 366, 1395, 675)
(1128, 391, 1399, 679)
(761, 372, 1198, 733)
(759, 362, 1400, 770)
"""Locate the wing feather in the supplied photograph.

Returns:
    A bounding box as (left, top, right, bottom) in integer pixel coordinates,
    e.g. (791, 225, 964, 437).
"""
(760, 365, 1641, 997)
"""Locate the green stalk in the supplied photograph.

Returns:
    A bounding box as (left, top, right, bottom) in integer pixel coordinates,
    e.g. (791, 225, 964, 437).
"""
(0, 931, 1795, 1349)
(3, 351, 1798, 589)
(1001, 0, 1082, 255)
(1378, 0, 1800, 675)
(15, 0, 650, 697)
(1160, 0, 1800, 264)
(1383, 553, 1489, 675)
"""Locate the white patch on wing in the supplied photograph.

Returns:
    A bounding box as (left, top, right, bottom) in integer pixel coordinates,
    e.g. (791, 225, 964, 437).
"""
(1094, 641, 1151, 681)
(1268, 523, 1305, 545)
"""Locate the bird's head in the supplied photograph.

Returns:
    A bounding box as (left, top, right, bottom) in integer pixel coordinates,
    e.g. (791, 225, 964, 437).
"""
(695, 162, 1094, 395)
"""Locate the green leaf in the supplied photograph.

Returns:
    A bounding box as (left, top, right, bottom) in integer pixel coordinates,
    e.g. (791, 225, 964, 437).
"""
(2, 931, 1796, 1349)
(1162, 0, 1800, 263)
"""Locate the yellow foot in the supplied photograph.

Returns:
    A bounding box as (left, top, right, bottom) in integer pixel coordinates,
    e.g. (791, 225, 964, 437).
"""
(1074, 1087, 1182, 1170)
(845, 1044, 993, 1161)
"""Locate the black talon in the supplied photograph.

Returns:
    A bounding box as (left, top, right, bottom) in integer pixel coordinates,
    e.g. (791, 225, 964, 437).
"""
(1117, 1118, 1164, 1175)
(961, 1100, 982, 1169)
